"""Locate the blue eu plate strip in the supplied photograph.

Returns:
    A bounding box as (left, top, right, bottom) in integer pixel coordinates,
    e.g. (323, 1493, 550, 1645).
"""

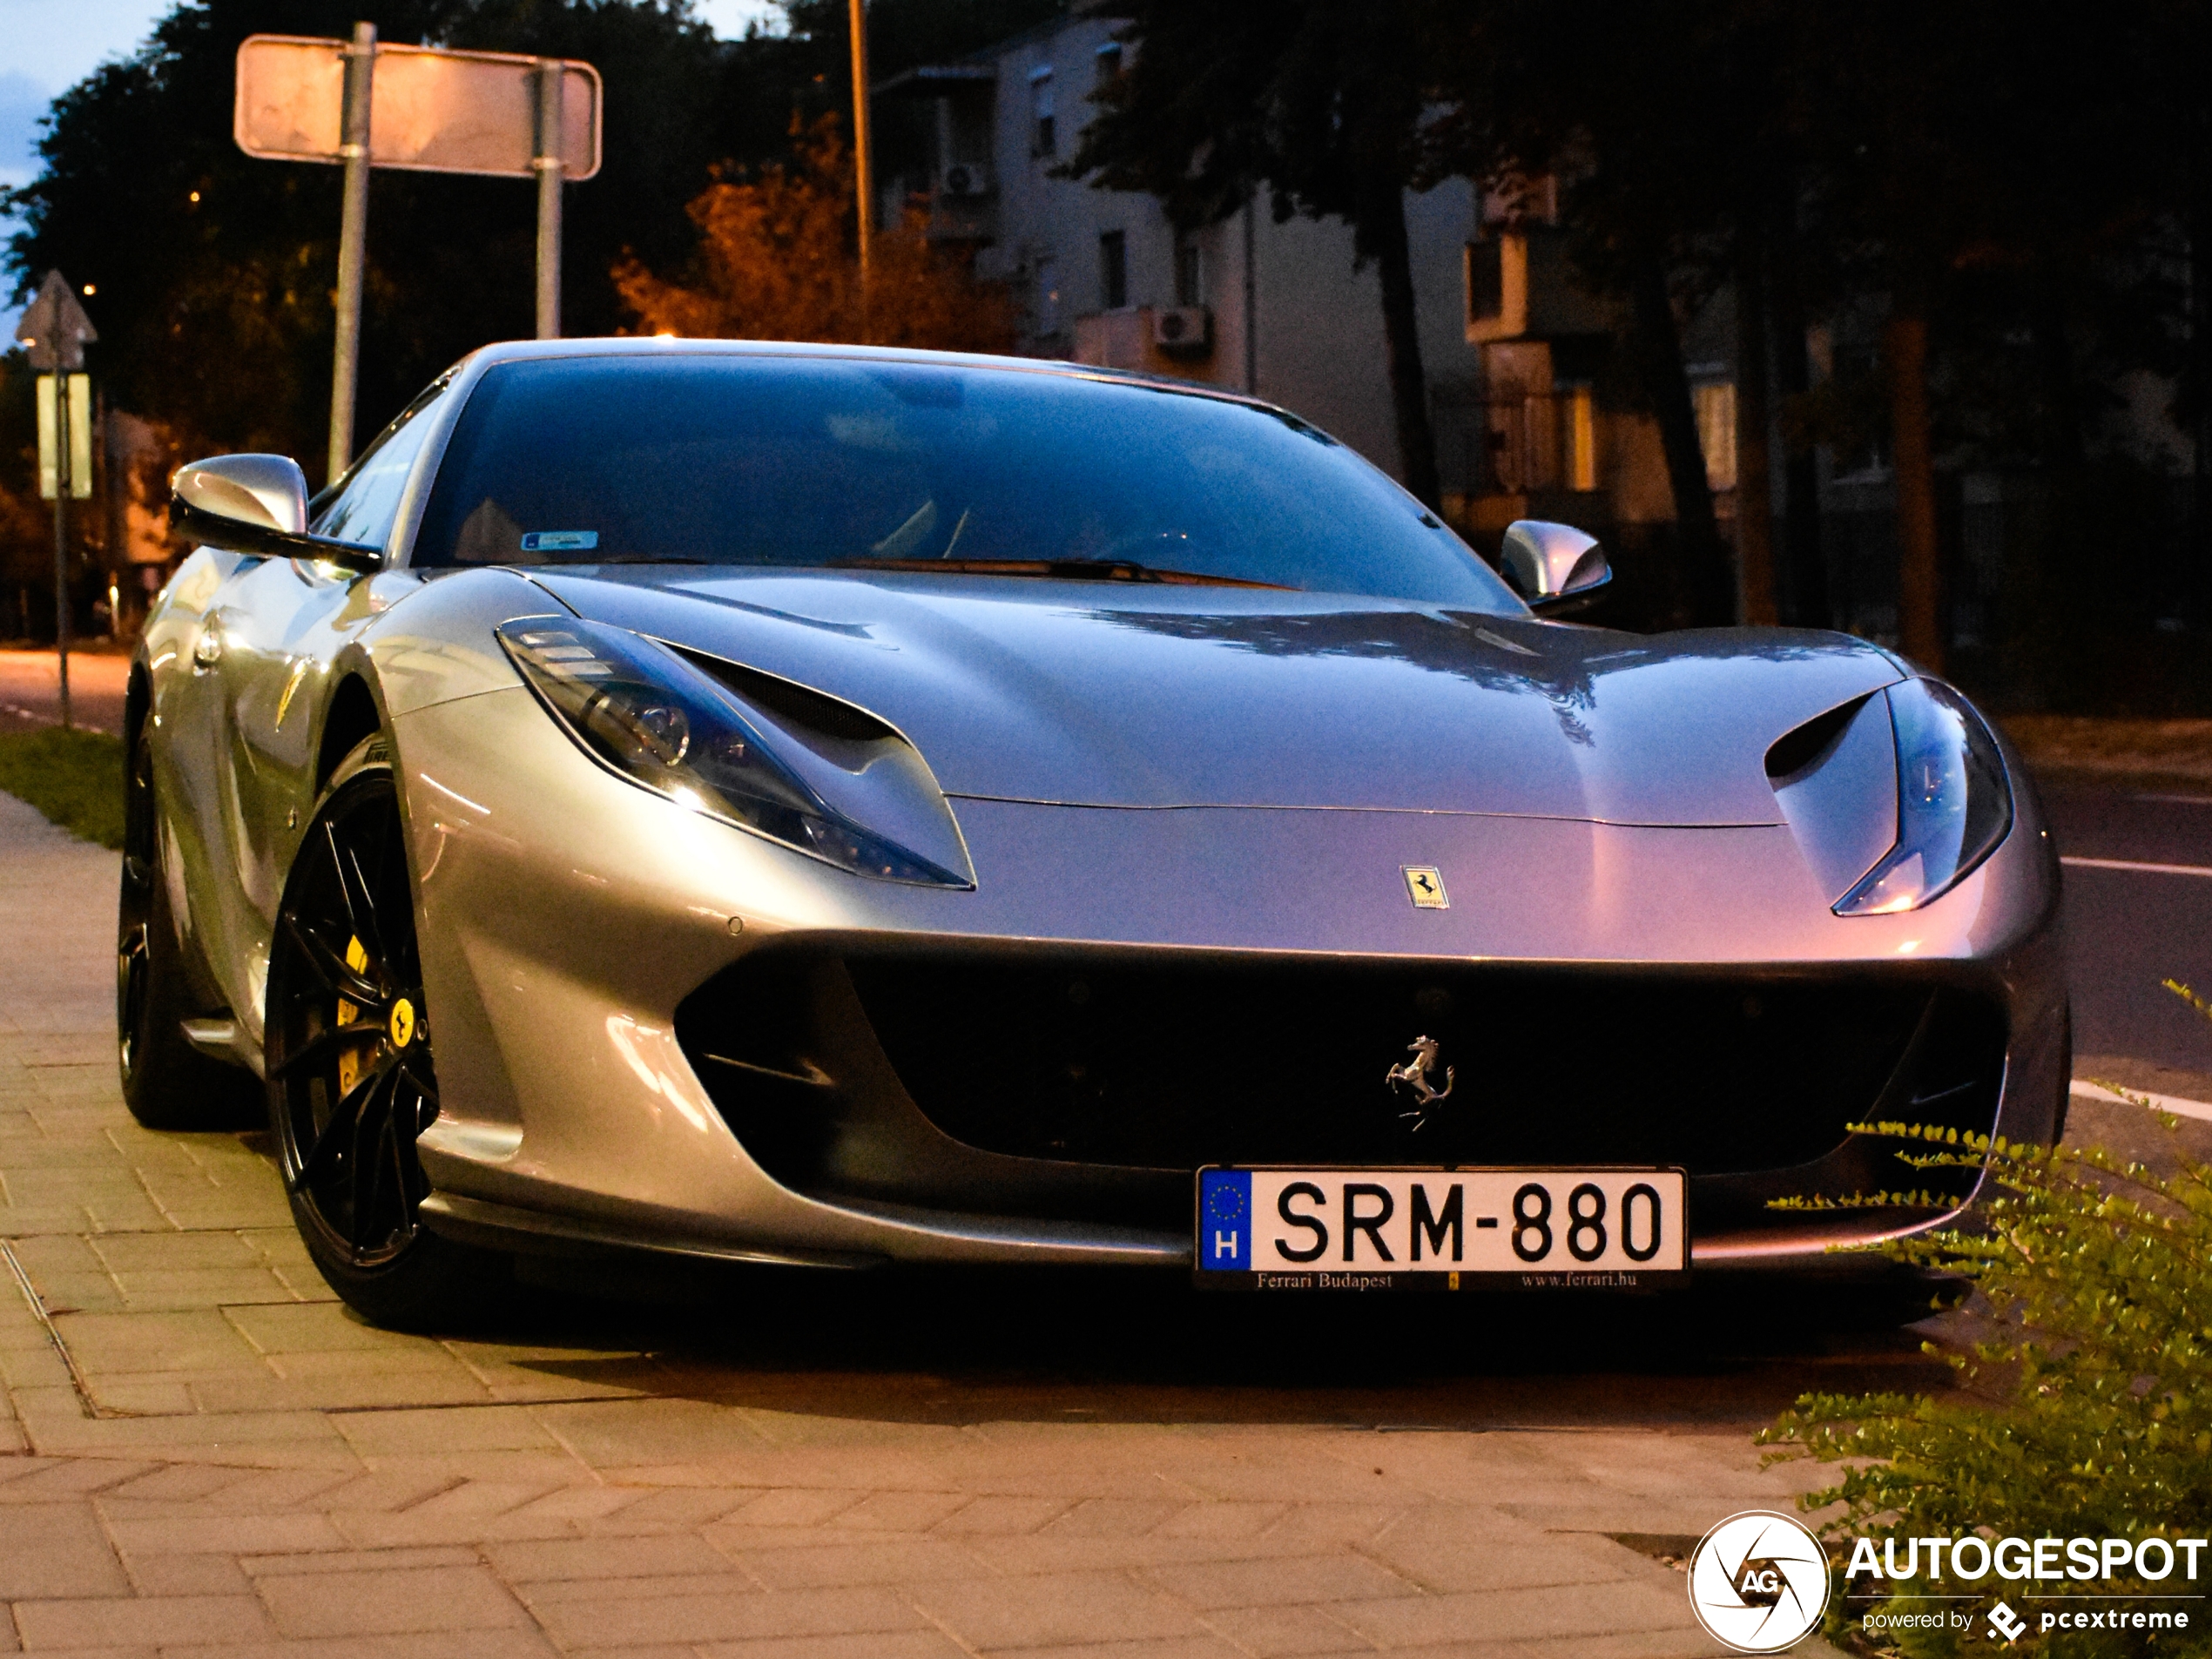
(1197, 1169, 1251, 1271)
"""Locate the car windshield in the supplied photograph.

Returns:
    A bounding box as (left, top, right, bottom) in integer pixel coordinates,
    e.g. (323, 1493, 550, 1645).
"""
(410, 353, 1525, 610)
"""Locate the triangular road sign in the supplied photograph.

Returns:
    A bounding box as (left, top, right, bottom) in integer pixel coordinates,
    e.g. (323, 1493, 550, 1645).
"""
(17, 270, 98, 372)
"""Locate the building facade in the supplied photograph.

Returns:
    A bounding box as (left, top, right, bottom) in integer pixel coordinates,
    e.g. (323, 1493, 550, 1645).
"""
(875, 11, 1716, 561)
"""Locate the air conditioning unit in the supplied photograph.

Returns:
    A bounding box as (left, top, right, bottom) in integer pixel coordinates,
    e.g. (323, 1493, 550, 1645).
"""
(939, 163, 993, 199)
(1151, 305, 1211, 354)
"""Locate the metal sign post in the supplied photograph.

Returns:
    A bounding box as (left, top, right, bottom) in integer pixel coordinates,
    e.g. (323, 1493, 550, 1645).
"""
(233, 31, 602, 473)
(848, 0, 874, 333)
(534, 62, 563, 340)
(328, 21, 376, 483)
(18, 271, 97, 731)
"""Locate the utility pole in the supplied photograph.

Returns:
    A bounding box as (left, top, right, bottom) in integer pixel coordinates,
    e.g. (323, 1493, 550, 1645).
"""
(534, 59, 564, 339)
(848, 0, 874, 334)
(328, 20, 376, 483)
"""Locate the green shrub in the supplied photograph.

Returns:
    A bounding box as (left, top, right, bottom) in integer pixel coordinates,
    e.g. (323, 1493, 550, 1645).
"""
(1757, 1011, 2212, 1656)
(0, 725, 125, 849)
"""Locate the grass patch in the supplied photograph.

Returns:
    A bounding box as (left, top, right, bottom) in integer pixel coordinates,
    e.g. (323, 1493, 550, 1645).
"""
(0, 725, 125, 849)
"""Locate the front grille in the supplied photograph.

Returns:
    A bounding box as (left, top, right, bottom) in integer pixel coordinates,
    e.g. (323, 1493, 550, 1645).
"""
(675, 946, 2007, 1229)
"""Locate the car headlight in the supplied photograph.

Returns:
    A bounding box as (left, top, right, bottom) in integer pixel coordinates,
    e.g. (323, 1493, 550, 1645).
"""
(1833, 678, 2012, 916)
(496, 617, 970, 887)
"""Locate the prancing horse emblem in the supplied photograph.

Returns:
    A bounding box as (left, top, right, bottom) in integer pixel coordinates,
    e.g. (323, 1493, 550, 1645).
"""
(1386, 1034, 1454, 1130)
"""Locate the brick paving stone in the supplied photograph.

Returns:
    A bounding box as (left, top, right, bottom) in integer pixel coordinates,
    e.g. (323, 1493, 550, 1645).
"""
(253, 1561, 534, 1637)
(11, 1592, 282, 1648)
(910, 1571, 1204, 1650)
(691, 1635, 972, 1659)
(534, 1584, 927, 1648)
(985, 1639, 1252, 1659)
(0, 1501, 131, 1597)
(487, 1532, 739, 1582)
(929, 1495, 1069, 1535)
(243, 1547, 482, 1578)
(1138, 1553, 1420, 1610)
(729, 1538, 993, 1590)
(1193, 1602, 1375, 1656)
(1328, 1578, 1691, 1648)
(120, 1553, 256, 1596)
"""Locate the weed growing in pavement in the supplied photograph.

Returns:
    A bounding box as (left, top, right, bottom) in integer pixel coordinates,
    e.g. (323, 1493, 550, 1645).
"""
(0, 725, 124, 847)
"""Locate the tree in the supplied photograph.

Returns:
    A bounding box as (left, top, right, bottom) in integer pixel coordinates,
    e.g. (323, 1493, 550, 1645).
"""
(1063, 0, 1444, 509)
(612, 120, 1013, 350)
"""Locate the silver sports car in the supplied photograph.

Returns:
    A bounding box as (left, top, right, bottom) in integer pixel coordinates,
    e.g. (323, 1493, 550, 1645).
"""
(124, 339, 2065, 1326)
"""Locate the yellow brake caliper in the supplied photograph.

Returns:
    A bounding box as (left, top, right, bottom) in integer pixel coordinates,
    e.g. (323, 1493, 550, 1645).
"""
(335, 936, 369, 1096)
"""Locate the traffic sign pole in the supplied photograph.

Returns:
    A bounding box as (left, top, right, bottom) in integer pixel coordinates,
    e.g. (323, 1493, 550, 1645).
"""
(327, 20, 376, 483)
(534, 61, 563, 340)
(51, 372, 70, 730)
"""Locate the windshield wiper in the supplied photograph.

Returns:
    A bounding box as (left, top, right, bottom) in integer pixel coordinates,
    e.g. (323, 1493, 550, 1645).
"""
(838, 557, 1291, 590)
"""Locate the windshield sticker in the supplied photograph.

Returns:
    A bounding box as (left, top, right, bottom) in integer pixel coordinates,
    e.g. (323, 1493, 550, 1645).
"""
(520, 530, 598, 553)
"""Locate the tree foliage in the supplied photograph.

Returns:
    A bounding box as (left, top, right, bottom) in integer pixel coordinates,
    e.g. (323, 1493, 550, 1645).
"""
(613, 120, 1013, 351)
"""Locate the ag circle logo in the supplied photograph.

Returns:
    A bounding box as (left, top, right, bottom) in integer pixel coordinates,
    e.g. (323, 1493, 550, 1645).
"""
(1688, 1510, 1831, 1653)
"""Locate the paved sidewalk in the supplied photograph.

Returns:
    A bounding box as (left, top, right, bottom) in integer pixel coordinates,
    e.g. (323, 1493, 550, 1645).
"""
(0, 789, 1852, 1659)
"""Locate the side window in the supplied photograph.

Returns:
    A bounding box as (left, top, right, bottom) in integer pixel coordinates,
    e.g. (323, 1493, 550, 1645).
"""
(313, 382, 446, 548)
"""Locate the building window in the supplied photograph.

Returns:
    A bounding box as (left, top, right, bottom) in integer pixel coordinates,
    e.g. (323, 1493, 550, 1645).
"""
(1563, 386, 1599, 492)
(1694, 381, 1737, 491)
(1174, 237, 1205, 307)
(1094, 43, 1123, 87)
(1465, 240, 1503, 326)
(1029, 67, 1055, 158)
(1034, 255, 1060, 336)
(1099, 231, 1128, 310)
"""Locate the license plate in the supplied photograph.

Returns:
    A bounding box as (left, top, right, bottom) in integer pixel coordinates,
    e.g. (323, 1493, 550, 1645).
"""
(1193, 1167, 1689, 1290)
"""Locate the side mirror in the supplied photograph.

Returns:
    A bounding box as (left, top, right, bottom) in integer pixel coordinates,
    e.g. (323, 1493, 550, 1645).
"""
(1500, 519, 1611, 610)
(171, 454, 382, 574)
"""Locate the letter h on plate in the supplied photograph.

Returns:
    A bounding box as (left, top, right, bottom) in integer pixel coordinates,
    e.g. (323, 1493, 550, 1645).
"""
(1200, 1170, 1251, 1270)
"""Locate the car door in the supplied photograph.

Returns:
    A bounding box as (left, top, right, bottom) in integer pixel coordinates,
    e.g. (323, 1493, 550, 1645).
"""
(188, 387, 449, 1049)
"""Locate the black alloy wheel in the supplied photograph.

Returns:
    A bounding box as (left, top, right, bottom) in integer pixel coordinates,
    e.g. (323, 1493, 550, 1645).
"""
(266, 738, 500, 1325)
(117, 725, 260, 1130)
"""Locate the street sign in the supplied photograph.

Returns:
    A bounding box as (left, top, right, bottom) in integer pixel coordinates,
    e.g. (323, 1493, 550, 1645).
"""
(234, 27, 602, 478)
(235, 36, 600, 179)
(36, 374, 93, 502)
(17, 270, 98, 373)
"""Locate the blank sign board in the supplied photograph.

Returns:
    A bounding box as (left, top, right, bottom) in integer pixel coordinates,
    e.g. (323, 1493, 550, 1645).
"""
(236, 35, 601, 180)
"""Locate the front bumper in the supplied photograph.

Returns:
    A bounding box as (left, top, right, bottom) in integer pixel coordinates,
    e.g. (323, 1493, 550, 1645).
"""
(395, 688, 2067, 1277)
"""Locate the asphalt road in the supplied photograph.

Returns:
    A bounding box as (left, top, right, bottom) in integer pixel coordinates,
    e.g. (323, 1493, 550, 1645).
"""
(2041, 782, 2212, 1076)
(0, 646, 130, 735)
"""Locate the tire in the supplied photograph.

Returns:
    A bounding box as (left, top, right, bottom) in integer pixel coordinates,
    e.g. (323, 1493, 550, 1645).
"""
(117, 726, 263, 1130)
(264, 736, 507, 1330)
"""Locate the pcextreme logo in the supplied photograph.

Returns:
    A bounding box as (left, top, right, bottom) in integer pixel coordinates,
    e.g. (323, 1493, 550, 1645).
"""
(1688, 1510, 1831, 1653)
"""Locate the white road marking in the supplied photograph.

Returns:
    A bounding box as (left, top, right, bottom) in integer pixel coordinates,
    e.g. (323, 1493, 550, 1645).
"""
(2071, 1080, 2212, 1123)
(2060, 856, 2212, 878)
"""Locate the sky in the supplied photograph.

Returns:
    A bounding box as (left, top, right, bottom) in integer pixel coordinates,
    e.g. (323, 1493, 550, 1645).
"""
(1, 0, 785, 344)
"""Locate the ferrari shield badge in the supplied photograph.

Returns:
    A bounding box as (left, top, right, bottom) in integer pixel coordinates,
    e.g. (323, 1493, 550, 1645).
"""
(1402, 866, 1448, 909)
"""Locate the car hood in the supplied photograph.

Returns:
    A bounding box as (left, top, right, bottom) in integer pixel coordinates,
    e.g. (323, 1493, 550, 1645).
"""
(534, 569, 1903, 826)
